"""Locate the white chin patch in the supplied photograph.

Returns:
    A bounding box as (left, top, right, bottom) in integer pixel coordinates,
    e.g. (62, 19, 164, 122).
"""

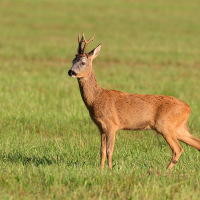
(71, 75, 76, 78)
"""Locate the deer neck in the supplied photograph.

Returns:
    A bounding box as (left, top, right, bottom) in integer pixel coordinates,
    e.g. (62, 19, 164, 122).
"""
(77, 66, 102, 109)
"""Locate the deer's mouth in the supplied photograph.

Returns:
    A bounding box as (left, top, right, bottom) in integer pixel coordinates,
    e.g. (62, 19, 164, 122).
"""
(68, 70, 77, 78)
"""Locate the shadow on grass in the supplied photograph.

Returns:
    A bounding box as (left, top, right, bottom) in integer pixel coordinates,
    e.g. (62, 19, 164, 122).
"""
(0, 152, 60, 166)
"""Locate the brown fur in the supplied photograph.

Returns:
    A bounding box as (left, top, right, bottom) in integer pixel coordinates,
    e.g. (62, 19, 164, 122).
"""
(68, 35, 200, 170)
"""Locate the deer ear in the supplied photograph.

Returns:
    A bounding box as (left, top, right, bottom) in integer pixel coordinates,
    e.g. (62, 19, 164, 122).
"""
(88, 44, 101, 59)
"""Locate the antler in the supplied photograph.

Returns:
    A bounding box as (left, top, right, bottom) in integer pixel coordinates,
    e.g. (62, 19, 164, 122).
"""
(77, 33, 95, 56)
(77, 34, 83, 54)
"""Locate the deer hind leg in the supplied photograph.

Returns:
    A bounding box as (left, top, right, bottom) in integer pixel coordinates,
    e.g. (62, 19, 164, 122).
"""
(176, 125, 200, 151)
(162, 133, 183, 169)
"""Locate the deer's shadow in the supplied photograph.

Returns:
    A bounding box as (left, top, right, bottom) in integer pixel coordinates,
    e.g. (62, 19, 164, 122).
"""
(0, 152, 59, 166)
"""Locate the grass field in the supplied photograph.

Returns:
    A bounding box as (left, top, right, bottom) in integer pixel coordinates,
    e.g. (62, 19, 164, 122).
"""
(0, 0, 200, 199)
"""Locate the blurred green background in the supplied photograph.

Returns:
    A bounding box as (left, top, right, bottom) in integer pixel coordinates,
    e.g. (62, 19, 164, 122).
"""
(0, 0, 200, 199)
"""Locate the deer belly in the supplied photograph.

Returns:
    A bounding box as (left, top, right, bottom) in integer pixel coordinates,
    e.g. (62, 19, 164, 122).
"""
(117, 110, 153, 130)
(121, 120, 152, 130)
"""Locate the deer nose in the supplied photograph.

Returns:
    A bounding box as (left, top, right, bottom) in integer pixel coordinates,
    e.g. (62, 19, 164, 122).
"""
(68, 70, 77, 77)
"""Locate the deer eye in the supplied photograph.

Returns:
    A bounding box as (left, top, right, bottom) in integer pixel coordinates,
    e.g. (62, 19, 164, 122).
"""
(81, 62, 86, 65)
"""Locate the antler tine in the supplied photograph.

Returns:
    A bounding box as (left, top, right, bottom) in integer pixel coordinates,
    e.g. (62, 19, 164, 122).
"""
(78, 34, 80, 43)
(77, 34, 83, 54)
(82, 33, 95, 54)
(81, 33, 85, 42)
(87, 33, 95, 43)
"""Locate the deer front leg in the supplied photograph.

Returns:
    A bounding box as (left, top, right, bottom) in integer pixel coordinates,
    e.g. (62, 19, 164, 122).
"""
(106, 130, 116, 169)
(100, 132, 106, 170)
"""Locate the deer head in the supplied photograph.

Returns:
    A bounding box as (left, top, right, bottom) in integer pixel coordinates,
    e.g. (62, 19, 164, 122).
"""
(68, 33, 101, 78)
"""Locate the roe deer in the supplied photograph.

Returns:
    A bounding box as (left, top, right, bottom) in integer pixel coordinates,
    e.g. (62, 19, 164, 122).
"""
(68, 33, 200, 170)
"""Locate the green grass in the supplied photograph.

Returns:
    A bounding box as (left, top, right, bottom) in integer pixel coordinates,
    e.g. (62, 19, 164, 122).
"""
(0, 0, 200, 199)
